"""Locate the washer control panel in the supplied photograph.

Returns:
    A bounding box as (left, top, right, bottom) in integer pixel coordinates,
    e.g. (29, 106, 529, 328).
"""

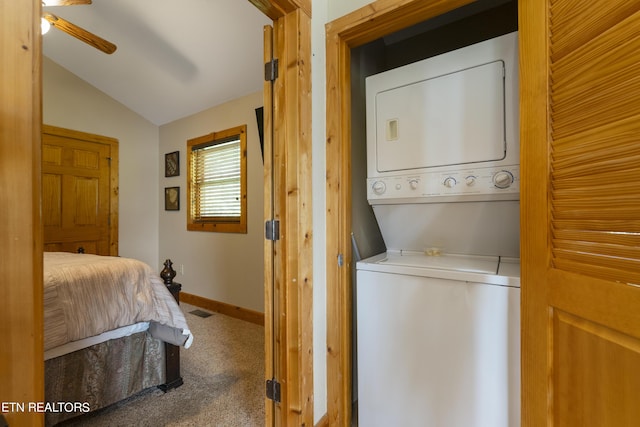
(368, 165, 519, 202)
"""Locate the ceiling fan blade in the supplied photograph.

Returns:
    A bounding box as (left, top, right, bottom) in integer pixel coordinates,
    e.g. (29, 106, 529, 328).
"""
(43, 0, 92, 6)
(44, 12, 116, 55)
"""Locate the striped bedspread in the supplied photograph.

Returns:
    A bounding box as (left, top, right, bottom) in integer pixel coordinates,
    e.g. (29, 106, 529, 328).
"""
(43, 252, 193, 352)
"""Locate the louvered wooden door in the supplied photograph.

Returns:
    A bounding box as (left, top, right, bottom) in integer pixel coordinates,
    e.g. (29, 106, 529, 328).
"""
(521, 1, 640, 425)
(42, 125, 118, 256)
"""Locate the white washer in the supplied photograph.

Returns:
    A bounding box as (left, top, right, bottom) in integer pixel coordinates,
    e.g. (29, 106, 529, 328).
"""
(356, 251, 520, 427)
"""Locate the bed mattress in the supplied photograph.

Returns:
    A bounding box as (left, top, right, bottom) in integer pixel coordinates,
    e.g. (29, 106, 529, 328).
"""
(43, 252, 193, 354)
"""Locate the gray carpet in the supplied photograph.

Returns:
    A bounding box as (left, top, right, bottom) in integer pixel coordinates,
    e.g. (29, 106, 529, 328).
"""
(61, 303, 265, 426)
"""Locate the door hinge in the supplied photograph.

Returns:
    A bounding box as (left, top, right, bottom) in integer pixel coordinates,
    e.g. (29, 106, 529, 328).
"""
(265, 219, 280, 241)
(338, 253, 344, 267)
(265, 58, 278, 82)
(266, 378, 281, 403)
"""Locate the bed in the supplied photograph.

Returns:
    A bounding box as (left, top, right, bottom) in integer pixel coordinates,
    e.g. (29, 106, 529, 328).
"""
(43, 252, 193, 426)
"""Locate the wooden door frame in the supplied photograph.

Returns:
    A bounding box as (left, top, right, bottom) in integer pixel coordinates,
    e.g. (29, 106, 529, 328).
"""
(0, 0, 44, 425)
(518, 1, 548, 425)
(325, 0, 480, 425)
(1, 0, 311, 425)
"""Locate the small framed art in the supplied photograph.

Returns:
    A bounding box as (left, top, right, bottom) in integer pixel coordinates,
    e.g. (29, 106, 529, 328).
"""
(164, 187, 180, 211)
(165, 151, 179, 177)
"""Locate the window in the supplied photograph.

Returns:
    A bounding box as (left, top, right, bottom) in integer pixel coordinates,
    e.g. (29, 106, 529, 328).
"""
(187, 125, 247, 233)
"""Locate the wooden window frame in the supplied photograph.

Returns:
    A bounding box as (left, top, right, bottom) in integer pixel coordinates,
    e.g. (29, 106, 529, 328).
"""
(187, 124, 247, 233)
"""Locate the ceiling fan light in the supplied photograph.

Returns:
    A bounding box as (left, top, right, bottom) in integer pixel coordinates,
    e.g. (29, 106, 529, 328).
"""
(41, 17, 51, 34)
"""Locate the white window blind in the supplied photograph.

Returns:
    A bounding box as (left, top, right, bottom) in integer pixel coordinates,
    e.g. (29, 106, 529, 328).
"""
(191, 137, 241, 220)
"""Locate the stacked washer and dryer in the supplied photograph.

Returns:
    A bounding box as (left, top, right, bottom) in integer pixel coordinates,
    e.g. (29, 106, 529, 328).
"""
(356, 32, 521, 426)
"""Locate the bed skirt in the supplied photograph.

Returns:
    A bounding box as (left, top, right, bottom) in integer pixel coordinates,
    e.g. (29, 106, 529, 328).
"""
(44, 331, 165, 426)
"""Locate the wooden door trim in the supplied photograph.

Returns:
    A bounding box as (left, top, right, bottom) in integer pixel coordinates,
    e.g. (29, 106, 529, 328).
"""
(0, 0, 44, 425)
(249, 0, 310, 20)
(42, 124, 119, 256)
(325, 0, 479, 425)
(518, 1, 550, 425)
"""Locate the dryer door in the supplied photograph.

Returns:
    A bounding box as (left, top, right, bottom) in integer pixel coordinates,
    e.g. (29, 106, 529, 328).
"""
(373, 60, 506, 173)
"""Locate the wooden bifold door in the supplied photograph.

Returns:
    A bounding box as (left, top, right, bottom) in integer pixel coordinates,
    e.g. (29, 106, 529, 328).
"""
(520, 0, 640, 425)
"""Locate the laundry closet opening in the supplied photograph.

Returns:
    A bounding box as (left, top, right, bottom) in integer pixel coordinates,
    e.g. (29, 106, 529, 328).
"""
(348, 0, 518, 424)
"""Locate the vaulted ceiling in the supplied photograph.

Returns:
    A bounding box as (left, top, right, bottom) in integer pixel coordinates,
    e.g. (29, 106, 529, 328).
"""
(43, 0, 272, 125)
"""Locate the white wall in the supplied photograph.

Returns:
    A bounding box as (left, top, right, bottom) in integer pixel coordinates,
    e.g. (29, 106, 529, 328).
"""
(328, 0, 374, 21)
(43, 57, 160, 269)
(312, 0, 329, 421)
(158, 92, 265, 313)
(312, 0, 374, 422)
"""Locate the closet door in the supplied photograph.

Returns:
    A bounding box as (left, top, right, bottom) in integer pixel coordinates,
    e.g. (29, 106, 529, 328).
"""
(521, 1, 640, 425)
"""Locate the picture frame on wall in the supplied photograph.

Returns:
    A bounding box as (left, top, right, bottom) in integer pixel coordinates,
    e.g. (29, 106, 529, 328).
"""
(165, 186, 180, 211)
(165, 151, 179, 177)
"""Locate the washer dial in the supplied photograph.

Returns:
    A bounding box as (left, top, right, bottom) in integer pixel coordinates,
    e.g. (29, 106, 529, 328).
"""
(493, 170, 514, 189)
(443, 177, 457, 188)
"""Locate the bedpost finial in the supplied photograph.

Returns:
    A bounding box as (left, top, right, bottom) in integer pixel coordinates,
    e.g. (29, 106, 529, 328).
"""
(160, 259, 177, 285)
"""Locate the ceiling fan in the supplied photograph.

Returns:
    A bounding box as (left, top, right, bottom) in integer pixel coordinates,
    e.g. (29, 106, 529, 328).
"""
(42, 0, 117, 54)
